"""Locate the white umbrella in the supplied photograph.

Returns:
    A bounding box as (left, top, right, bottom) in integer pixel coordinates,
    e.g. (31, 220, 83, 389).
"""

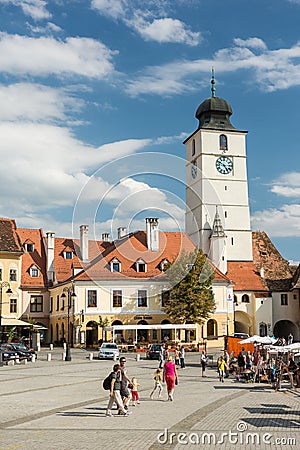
(239, 335, 277, 345)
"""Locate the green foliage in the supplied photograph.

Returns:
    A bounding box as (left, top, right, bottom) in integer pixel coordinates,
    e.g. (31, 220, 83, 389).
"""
(5, 326, 16, 342)
(163, 250, 215, 324)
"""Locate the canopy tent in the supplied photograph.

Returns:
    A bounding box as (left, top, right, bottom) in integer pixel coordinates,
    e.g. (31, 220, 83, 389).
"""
(104, 323, 197, 344)
(1, 318, 32, 327)
(239, 335, 277, 345)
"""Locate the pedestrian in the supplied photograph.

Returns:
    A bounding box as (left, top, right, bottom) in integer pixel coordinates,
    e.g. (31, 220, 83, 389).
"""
(179, 345, 185, 369)
(159, 345, 165, 369)
(174, 347, 180, 366)
(150, 368, 163, 399)
(288, 333, 293, 345)
(131, 376, 140, 406)
(119, 356, 131, 410)
(163, 355, 178, 401)
(237, 351, 246, 381)
(218, 356, 226, 382)
(200, 351, 207, 377)
(223, 349, 230, 378)
(106, 364, 132, 417)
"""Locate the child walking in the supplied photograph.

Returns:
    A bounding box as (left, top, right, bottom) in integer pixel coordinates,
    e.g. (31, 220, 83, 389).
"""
(131, 377, 140, 406)
(150, 368, 163, 399)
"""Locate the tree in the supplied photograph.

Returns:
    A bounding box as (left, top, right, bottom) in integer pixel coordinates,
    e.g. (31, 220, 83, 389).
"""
(162, 250, 216, 325)
(92, 316, 110, 342)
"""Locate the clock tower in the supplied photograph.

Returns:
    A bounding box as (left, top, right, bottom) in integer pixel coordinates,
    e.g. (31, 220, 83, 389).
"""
(185, 71, 253, 267)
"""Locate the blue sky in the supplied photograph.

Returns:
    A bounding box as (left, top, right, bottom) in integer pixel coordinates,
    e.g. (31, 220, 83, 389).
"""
(0, 0, 299, 262)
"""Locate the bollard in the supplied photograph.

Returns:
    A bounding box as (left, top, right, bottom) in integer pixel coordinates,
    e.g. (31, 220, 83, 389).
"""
(113, 354, 117, 361)
(135, 353, 140, 362)
(32, 354, 36, 363)
(63, 342, 67, 351)
(49, 344, 54, 351)
(7, 360, 15, 366)
(89, 353, 93, 361)
(62, 352, 66, 361)
(16, 357, 20, 364)
(47, 353, 51, 362)
(23, 358, 28, 365)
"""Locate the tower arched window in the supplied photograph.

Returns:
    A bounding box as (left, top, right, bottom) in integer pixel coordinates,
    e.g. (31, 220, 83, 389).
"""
(192, 139, 195, 156)
(219, 134, 228, 151)
(241, 294, 250, 303)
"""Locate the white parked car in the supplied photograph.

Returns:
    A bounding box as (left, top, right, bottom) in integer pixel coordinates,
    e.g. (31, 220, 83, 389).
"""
(98, 343, 120, 360)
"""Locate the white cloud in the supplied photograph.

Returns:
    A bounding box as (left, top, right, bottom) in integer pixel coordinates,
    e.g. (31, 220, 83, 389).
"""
(0, 33, 117, 78)
(92, 0, 200, 46)
(91, 0, 126, 20)
(130, 17, 200, 46)
(270, 172, 300, 197)
(0, 0, 51, 20)
(27, 21, 62, 34)
(0, 122, 151, 218)
(125, 37, 300, 96)
(251, 204, 300, 237)
(0, 83, 83, 122)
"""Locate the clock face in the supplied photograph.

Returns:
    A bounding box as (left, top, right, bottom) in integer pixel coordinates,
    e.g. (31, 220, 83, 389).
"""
(216, 156, 233, 174)
(191, 161, 197, 179)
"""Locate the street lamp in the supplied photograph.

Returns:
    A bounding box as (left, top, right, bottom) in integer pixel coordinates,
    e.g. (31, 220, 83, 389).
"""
(61, 284, 77, 362)
(0, 281, 13, 367)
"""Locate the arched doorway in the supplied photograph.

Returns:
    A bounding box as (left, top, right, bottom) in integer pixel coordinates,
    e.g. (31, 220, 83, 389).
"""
(273, 320, 298, 341)
(234, 311, 252, 335)
(86, 321, 98, 347)
(137, 320, 148, 342)
(112, 320, 123, 343)
(259, 322, 267, 337)
(207, 319, 218, 338)
(161, 319, 171, 342)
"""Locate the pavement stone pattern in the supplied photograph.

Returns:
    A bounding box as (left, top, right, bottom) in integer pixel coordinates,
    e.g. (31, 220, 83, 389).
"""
(0, 348, 299, 450)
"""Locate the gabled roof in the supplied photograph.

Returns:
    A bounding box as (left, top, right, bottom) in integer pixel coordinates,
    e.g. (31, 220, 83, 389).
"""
(227, 261, 268, 292)
(0, 218, 23, 253)
(17, 228, 47, 287)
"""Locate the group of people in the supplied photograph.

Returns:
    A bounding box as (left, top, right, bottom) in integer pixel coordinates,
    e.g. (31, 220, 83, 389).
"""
(159, 344, 186, 369)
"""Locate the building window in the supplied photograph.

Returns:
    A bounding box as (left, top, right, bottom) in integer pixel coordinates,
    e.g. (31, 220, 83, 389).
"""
(192, 139, 195, 156)
(56, 295, 59, 311)
(30, 266, 39, 277)
(0, 268, 2, 281)
(219, 134, 228, 151)
(136, 259, 146, 273)
(281, 294, 288, 306)
(137, 290, 147, 307)
(160, 259, 169, 271)
(161, 290, 170, 307)
(113, 290, 122, 307)
(26, 243, 34, 252)
(9, 269, 17, 282)
(10, 298, 17, 313)
(64, 251, 73, 259)
(50, 297, 53, 313)
(207, 319, 218, 337)
(224, 211, 227, 218)
(87, 290, 97, 307)
(111, 259, 121, 272)
(30, 295, 43, 313)
(241, 294, 250, 303)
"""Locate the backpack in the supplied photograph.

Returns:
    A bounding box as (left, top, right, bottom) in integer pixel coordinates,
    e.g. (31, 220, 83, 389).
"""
(103, 372, 113, 390)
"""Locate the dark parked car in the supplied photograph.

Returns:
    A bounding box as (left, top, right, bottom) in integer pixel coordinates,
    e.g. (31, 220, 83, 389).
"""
(2, 343, 36, 361)
(146, 344, 163, 360)
(0, 345, 18, 363)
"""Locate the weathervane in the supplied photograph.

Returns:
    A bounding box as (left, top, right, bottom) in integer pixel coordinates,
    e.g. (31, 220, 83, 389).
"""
(211, 67, 216, 98)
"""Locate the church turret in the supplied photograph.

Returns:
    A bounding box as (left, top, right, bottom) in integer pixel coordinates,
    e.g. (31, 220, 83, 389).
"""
(209, 206, 227, 274)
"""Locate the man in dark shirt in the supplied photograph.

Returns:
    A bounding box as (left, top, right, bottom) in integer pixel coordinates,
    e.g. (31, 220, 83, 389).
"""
(106, 364, 132, 417)
(119, 357, 131, 410)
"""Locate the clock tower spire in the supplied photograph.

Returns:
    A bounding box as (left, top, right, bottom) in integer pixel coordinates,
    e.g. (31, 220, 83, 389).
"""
(185, 73, 253, 267)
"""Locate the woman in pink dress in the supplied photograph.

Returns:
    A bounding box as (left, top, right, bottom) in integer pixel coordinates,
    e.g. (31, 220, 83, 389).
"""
(163, 355, 178, 401)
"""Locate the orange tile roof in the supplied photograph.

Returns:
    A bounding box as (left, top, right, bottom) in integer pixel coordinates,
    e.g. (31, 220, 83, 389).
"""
(0, 218, 23, 253)
(17, 228, 47, 287)
(227, 261, 267, 292)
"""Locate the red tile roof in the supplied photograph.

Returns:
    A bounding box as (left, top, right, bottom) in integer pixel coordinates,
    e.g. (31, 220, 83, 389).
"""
(0, 218, 23, 253)
(17, 228, 47, 287)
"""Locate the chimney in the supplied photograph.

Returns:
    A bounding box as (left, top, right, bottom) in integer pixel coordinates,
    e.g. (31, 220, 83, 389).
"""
(46, 232, 55, 282)
(102, 233, 110, 242)
(117, 227, 126, 239)
(260, 267, 265, 278)
(80, 225, 89, 262)
(146, 218, 159, 251)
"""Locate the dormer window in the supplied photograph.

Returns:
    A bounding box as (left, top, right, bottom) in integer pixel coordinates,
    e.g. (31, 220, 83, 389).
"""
(136, 259, 146, 273)
(30, 266, 39, 277)
(160, 259, 169, 271)
(64, 251, 73, 259)
(111, 258, 121, 272)
(219, 134, 228, 152)
(25, 243, 34, 252)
